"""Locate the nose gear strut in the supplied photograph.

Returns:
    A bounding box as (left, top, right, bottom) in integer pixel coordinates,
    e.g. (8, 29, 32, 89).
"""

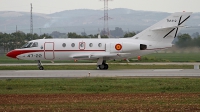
(37, 60, 44, 70)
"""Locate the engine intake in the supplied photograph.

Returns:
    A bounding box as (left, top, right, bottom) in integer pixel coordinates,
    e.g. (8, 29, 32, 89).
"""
(140, 44, 147, 50)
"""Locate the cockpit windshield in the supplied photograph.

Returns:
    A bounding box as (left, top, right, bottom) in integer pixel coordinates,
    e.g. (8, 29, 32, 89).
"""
(32, 42, 38, 47)
(21, 42, 38, 48)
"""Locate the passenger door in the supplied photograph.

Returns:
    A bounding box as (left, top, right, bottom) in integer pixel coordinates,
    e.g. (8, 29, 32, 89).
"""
(44, 42, 55, 60)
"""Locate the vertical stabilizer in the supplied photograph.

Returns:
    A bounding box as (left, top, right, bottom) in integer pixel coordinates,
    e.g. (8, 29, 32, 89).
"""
(133, 12, 192, 43)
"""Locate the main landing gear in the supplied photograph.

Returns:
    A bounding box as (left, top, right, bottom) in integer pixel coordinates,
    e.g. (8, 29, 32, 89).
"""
(97, 60, 109, 70)
(37, 60, 44, 70)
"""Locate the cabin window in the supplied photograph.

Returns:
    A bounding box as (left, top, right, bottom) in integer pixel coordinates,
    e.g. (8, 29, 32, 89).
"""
(62, 43, 66, 47)
(98, 43, 102, 47)
(32, 42, 38, 47)
(71, 43, 75, 47)
(80, 43, 84, 47)
(89, 43, 93, 47)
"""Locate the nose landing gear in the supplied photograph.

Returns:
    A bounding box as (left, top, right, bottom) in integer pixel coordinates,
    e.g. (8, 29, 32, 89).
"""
(37, 60, 44, 70)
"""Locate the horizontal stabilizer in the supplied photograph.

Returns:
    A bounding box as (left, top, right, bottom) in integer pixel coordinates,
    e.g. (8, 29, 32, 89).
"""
(152, 25, 185, 31)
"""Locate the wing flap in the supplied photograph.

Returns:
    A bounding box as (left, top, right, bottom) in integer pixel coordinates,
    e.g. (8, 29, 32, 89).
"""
(71, 53, 131, 59)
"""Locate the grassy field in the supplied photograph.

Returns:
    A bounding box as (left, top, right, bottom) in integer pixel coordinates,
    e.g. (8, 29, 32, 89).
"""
(0, 78, 200, 111)
(1, 52, 200, 64)
(143, 53, 200, 62)
(0, 78, 200, 94)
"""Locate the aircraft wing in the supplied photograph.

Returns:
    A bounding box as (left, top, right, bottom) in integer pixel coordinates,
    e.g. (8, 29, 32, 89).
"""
(71, 52, 130, 59)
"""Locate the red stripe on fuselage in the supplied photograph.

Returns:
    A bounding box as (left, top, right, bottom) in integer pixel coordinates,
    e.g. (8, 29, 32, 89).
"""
(6, 49, 105, 59)
(6, 50, 42, 59)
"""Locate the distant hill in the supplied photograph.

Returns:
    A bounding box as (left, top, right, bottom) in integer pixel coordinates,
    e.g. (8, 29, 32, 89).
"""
(0, 8, 199, 35)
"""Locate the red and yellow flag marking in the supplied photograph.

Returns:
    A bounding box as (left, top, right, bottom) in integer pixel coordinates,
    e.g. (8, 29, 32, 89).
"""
(115, 44, 122, 50)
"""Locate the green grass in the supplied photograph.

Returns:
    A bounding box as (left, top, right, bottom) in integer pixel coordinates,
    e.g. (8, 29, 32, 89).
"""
(142, 53, 200, 62)
(0, 64, 194, 70)
(0, 78, 200, 94)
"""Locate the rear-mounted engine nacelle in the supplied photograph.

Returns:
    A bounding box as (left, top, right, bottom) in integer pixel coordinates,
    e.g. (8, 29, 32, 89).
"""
(106, 42, 147, 53)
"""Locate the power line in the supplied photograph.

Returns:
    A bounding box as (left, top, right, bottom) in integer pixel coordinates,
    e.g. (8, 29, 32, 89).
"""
(100, 0, 113, 36)
(30, 3, 33, 39)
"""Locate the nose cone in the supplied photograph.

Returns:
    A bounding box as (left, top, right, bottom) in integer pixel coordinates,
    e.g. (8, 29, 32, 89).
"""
(6, 50, 18, 59)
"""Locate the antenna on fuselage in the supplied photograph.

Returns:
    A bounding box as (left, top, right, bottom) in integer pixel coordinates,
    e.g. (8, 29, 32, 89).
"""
(98, 34, 101, 39)
(30, 3, 33, 40)
(98, 28, 101, 39)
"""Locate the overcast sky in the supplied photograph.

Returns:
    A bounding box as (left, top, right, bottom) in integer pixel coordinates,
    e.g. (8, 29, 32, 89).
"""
(0, 0, 199, 14)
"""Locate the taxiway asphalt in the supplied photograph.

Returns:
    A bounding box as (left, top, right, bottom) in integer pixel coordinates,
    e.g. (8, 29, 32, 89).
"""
(0, 69, 200, 78)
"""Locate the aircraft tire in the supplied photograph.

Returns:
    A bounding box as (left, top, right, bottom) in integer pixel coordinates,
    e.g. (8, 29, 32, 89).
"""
(104, 64, 108, 70)
(39, 66, 44, 70)
(99, 65, 104, 70)
(98, 65, 104, 70)
(98, 64, 108, 70)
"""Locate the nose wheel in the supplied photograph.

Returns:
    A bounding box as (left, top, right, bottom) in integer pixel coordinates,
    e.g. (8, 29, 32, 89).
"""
(37, 60, 44, 70)
(38, 66, 44, 70)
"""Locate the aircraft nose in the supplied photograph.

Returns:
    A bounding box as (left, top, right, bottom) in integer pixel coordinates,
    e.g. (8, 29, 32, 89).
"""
(6, 50, 18, 59)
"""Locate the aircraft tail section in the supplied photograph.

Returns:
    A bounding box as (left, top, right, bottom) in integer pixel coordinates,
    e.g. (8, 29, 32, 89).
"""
(133, 12, 192, 43)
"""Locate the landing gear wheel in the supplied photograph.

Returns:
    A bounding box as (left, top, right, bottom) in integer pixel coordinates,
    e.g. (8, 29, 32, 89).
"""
(97, 59, 109, 70)
(98, 64, 105, 70)
(38, 66, 44, 70)
(37, 60, 44, 70)
(104, 64, 108, 70)
(98, 64, 108, 70)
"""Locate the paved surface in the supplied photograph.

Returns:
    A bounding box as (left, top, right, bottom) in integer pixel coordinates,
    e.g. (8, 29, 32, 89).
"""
(0, 62, 200, 66)
(0, 69, 200, 78)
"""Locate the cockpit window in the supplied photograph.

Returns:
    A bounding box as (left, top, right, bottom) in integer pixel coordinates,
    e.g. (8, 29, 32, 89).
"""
(21, 42, 29, 48)
(32, 42, 38, 47)
(21, 42, 39, 48)
(26, 42, 33, 48)
(21, 42, 32, 48)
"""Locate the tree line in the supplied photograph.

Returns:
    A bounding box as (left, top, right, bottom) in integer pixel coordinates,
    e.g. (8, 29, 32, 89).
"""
(175, 33, 200, 48)
(0, 32, 52, 53)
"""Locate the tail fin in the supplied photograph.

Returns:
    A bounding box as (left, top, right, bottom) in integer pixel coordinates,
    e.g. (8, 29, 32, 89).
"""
(133, 12, 192, 43)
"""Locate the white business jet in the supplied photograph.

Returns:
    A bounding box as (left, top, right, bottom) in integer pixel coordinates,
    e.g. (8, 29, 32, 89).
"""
(6, 12, 192, 70)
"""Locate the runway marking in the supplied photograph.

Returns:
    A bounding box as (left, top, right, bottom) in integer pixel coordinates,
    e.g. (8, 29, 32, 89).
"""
(153, 69, 183, 72)
(15, 70, 44, 72)
(15, 71, 26, 72)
